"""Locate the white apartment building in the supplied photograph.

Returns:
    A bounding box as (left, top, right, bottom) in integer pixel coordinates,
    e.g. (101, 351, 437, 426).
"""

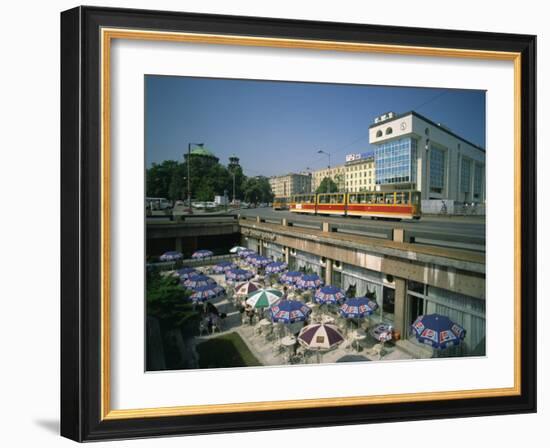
(369, 111, 486, 203)
(344, 152, 376, 192)
(311, 165, 346, 192)
(269, 173, 312, 197)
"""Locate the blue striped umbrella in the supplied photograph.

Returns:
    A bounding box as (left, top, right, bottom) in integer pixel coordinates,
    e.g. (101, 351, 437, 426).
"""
(239, 249, 256, 258)
(251, 256, 272, 268)
(212, 260, 236, 274)
(411, 314, 466, 349)
(176, 267, 198, 281)
(190, 284, 225, 302)
(183, 275, 216, 289)
(296, 274, 323, 290)
(265, 261, 288, 274)
(269, 299, 311, 324)
(314, 285, 347, 305)
(339, 297, 378, 319)
(279, 271, 303, 285)
(245, 253, 261, 264)
(225, 268, 254, 283)
(192, 249, 214, 259)
(159, 251, 183, 261)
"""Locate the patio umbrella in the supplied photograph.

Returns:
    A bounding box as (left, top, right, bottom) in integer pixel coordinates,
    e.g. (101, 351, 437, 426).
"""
(191, 249, 214, 259)
(239, 249, 256, 258)
(251, 256, 272, 268)
(189, 284, 224, 302)
(230, 246, 247, 254)
(159, 251, 183, 262)
(183, 274, 216, 289)
(234, 281, 263, 297)
(245, 288, 283, 309)
(269, 299, 311, 324)
(265, 261, 288, 274)
(336, 354, 370, 363)
(212, 260, 236, 274)
(314, 285, 346, 305)
(176, 267, 198, 281)
(339, 297, 378, 319)
(339, 297, 379, 336)
(296, 273, 323, 290)
(279, 271, 303, 285)
(411, 313, 466, 349)
(225, 268, 254, 283)
(298, 323, 344, 362)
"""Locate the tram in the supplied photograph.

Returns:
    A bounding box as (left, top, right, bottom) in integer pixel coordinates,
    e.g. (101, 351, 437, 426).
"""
(289, 190, 421, 220)
(272, 196, 290, 210)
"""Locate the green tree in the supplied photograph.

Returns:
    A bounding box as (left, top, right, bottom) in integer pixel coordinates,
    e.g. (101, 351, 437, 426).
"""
(146, 268, 198, 325)
(242, 176, 274, 204)
(316, 176, 338, 194)
(146, 160, 180, 198)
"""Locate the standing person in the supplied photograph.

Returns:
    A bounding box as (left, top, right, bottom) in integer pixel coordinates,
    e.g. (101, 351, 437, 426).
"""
(245, 303, 255, 325)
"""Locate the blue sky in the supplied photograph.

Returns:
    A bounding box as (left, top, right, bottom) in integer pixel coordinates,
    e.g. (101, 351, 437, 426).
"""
(145, 76, 485, 176)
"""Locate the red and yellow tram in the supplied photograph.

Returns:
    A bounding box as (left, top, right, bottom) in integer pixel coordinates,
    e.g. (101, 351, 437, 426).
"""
(289, 194, 317, 214)
(289, 190, 421, 220)
(272, 196, 289, 210)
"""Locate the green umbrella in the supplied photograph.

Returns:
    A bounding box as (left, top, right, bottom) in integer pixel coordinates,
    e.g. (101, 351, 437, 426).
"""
(245, 288, 283, 309)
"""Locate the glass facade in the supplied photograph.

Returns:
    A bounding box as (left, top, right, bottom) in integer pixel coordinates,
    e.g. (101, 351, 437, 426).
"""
(460, 157, 472, 193)
(375, 138, 417, 185)
(474, 163, 483, 198)
(429, 146, 445, 192)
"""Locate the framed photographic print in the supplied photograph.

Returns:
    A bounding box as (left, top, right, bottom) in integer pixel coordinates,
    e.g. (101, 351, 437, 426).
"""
(60, 6, 537, 442)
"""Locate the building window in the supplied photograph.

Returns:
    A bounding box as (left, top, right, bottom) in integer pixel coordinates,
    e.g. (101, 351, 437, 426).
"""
(376, 130, 383, 137)
(460, 158, 472, 193)
(375, 138, 417, 185)
(429, 146, 445, 193)
(385, 127, 393, 135)
(425, 127, 430, 136)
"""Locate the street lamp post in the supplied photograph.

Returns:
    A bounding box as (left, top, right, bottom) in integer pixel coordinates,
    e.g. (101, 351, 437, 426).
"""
(232, 171, 236, 203)
(318, 149, 331, 168)
(186, 142, 204, 213)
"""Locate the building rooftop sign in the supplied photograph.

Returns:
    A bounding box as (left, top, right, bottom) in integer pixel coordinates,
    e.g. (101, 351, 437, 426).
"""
(345, 151, 375, 162)
(374, 111, 396, 124)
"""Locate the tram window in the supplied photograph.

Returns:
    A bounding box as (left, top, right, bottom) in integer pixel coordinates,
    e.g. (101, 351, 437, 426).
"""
(349, 194, 358, 203)
(411, 192, 420, 205)
(330, 195, 338, 204)
(319, 195, 329, 204)
(338, 194, 344, 203)
(365, 194, 375, 204)
(396, 192, 405, 204)
(359, 194, 367, 204)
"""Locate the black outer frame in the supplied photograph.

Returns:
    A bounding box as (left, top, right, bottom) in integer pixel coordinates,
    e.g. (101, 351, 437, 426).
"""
(60, 6, 537, 442)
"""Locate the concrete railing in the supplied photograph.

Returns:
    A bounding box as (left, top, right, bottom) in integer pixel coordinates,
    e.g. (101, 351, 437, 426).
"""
(403, 230, 485, 252)
(240, 215, 485, 252)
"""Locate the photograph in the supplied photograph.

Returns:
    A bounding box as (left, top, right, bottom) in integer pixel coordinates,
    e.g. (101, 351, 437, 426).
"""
(144, 76, 486, 371)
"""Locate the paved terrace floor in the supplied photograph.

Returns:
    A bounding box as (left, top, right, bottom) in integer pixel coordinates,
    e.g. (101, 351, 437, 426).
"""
(188, 272, 414, 368)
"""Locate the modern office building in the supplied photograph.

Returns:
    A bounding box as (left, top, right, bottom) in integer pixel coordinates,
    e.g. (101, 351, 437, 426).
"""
(269, 173, 312, 197)
(369, 111, 486, 203)
(311, 165, 346, 192)
(344, 151, 376, 192)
